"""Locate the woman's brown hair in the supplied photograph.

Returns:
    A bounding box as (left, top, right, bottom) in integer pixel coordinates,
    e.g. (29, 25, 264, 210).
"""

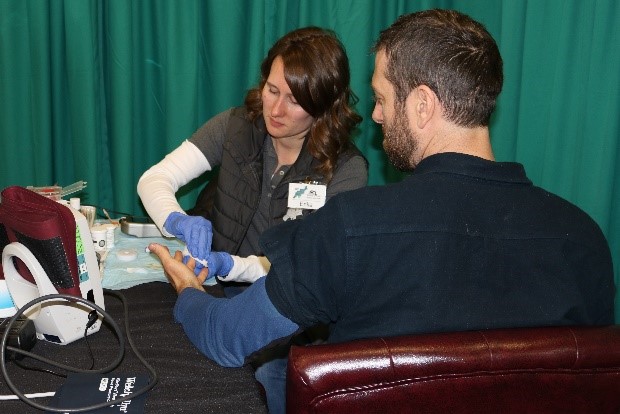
(245, 27, 362, 182)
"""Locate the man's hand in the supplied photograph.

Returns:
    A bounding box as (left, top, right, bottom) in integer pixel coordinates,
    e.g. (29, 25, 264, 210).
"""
(148, 243, 209, 295)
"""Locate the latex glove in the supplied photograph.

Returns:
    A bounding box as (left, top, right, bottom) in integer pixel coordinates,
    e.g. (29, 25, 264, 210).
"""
(182, 246, 208, 276)
(164, 212, 212, 260)
(182, 248, 232, 279)
(205, 251, 233, 280)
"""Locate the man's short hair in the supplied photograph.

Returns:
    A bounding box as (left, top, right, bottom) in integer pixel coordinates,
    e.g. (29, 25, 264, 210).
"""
(373, 9, 503, 127)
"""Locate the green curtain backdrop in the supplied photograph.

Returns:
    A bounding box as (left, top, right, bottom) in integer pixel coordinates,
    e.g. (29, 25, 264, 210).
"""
(1, 0, 618, 319)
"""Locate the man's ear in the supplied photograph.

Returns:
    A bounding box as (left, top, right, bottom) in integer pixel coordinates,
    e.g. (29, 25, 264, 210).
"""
(408, 85, 436, 129)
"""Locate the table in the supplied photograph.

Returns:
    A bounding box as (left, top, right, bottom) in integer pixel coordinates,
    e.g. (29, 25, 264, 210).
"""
(0, 229, 268, 413)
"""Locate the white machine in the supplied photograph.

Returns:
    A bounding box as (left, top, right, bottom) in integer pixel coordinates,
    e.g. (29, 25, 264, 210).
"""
(0, 186, 105, 345)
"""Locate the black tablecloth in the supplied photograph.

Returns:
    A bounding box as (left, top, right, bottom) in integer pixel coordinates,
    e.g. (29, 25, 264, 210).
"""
(0, 282, 268, 413)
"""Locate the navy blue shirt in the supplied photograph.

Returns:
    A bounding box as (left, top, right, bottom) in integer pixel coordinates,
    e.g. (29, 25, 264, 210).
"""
(173, 152, 614, 367)
(264, 152, 615, 343)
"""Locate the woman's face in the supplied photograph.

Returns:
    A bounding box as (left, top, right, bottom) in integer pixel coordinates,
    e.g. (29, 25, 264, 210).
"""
(262, 56, 315, 141)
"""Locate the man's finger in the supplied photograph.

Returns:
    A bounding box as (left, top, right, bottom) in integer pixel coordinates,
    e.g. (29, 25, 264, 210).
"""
(197, 267, 209, 284)
(147, 243, 171, 261)
(188, 258, 197, 271)
(174, 250, 184, 262)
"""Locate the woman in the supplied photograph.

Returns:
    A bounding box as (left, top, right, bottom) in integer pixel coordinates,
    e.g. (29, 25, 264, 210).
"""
(140, 28, 366, 412)
(138, 27, 367, 283)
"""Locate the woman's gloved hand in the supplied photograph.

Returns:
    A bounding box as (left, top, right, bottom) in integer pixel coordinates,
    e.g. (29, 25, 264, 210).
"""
(164, 212, 213, 260)
(205, 251, 233, 279)
(182, 247, 233, 279)
(182, 246, 208, 275)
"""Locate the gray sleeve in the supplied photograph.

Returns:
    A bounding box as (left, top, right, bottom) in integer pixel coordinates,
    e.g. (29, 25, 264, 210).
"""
(188, 108, 233, 167)
(326, 155, 368, 201)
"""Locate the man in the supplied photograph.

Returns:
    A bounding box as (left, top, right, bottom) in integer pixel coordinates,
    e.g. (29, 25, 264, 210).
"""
(148, 9, 615, 413)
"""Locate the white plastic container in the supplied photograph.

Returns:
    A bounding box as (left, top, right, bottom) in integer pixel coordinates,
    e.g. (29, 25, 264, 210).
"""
(0, 280, 17, 318)
(91, 225, 108, 252)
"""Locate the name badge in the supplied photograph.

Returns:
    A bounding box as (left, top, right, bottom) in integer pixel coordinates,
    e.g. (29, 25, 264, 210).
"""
(288, 183, 326, 210)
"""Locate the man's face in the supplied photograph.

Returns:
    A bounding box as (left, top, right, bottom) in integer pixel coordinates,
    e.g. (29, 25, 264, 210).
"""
(371, 51, 418, 171)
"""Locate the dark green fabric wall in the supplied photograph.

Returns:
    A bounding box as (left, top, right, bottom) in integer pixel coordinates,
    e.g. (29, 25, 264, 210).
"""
(1, 0, 618, 319)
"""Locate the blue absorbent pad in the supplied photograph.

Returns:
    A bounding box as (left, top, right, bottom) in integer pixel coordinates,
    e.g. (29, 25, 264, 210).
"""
(101, 227, 217, 289)
(101, 227, 183, 290)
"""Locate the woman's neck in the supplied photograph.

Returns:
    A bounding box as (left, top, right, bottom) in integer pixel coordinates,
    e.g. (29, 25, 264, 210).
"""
(271, 135, 305, 166)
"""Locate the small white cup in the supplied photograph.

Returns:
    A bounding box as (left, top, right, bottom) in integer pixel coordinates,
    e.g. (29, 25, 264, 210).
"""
(91, 226, 107, 252)
(100, 223, 116, 249)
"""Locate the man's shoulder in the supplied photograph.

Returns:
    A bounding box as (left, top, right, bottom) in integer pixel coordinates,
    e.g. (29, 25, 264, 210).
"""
(335, 181, 403, 201)
(327, 180, 412, 222)
(533, 186, 608, 244)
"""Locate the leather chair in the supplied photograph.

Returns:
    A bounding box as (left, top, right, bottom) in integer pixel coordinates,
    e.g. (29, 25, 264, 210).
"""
(286, 325, 620, 413)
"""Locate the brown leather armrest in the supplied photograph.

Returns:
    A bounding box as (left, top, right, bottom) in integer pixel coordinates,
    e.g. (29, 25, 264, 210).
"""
(287, 325, 620, 414)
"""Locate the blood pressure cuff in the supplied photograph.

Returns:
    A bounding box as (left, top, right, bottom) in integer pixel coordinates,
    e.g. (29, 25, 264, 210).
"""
(47, 373, 150, 413)
(0, 186, 80, 296)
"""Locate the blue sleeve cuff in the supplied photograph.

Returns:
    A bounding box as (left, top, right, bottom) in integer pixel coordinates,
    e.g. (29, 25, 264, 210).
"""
(173, 277, 299, 367)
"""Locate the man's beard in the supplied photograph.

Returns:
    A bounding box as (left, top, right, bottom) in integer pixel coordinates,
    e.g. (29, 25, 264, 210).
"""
(382, 105, 418, 172)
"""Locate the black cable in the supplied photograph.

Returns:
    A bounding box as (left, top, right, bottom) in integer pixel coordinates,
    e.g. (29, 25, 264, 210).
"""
(0, 290, 159, 413)
(102, 289, 159, 405)
(12, 358, 67, 378)
(2, 296, 123, 375)
(102, 289, 158, 386)
(6, 314, 105, 378)
(83, 331, 95, 371)
(83, 310, 99, 371)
